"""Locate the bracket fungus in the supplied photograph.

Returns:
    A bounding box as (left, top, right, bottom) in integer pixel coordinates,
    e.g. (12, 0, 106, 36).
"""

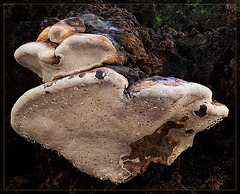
(14, 17, 123, 82)
(11, 17, 229, 184)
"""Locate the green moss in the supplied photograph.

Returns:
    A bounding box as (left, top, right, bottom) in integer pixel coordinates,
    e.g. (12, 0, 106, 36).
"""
(167, 5, 175, 9)
(156, 15, 163, 26)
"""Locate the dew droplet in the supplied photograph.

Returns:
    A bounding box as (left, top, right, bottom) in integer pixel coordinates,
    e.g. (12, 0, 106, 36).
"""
(73, 86, 78, 91)
(43, 145, 49, 149)
(26, 137, 31, 141)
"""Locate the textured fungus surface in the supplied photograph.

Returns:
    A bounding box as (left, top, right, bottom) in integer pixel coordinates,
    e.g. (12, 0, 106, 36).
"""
(8, 6, 233, 186)
(11, 65, 228, 183)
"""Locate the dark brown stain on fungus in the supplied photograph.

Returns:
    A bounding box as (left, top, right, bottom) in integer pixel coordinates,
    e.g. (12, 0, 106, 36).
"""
(194, 104, 207, 118)
(185, 129, 195, 134)
(78, 72, 86, 78)
(179, 116, 189, 122)
(122, 121, 184, 177)
(52, 56, 61, 65)
(95, 70, 106, 80)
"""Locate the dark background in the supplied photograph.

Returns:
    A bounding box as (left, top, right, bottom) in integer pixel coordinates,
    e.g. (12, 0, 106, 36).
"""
(1, 0, 239, 192)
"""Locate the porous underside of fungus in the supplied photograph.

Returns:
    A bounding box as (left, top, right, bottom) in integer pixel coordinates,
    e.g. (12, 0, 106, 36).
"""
(11, 67, 228, 183)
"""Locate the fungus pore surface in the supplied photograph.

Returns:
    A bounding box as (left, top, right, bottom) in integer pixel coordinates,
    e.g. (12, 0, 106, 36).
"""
(11, 17, 229, 183)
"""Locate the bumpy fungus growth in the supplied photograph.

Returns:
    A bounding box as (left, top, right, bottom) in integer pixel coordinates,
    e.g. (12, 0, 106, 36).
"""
(11, 17, 229, 183)
(14, 17, 122, 82)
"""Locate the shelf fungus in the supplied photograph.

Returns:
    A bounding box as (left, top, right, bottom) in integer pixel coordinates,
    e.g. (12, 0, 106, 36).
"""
(14, 17, 123, 83)
(11, 17, 229, 184)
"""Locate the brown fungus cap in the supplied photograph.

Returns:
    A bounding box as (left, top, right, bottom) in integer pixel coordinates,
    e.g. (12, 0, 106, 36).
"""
(11, 67, 228, 183)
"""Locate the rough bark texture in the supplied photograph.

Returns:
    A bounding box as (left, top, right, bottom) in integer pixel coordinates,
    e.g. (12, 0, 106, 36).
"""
(2, 1, 238, 191)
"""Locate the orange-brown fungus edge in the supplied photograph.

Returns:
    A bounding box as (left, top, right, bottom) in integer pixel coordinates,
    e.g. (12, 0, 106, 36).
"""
(131, 81, 157, 90)
(211, 101, 226, 106)
(36, 26, 51, 41)
(164, 83, 180, 86)
(131, 79, 184, 90)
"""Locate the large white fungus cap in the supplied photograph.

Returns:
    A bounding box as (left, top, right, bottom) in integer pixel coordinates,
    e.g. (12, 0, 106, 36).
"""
(11, 67, 229, 183)
(14, 19, 122, 83)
